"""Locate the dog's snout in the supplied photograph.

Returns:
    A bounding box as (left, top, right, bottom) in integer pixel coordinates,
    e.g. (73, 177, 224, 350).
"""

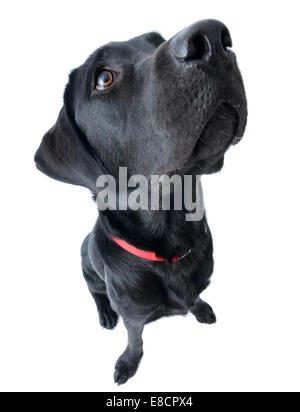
(170, 19, 232, 65)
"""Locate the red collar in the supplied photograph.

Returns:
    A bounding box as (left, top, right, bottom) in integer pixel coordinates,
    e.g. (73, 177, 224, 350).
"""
(111, 236, 192, 263)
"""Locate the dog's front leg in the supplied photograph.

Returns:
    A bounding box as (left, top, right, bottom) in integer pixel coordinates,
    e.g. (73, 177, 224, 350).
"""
(114, 320, 144, 385)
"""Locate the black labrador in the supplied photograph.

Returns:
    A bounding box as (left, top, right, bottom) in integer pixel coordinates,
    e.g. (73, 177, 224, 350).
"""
(35, 20, 247, 385)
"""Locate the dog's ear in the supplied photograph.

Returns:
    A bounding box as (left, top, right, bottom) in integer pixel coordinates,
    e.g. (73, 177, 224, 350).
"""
(35, 74, 104, 191)
(144, 32, 166, 47)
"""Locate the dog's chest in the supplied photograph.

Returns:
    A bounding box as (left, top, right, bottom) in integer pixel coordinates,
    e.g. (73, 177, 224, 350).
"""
(160, 264, 209, 313)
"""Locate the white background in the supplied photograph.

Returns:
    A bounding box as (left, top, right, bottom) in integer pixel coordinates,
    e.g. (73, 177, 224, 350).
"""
(1, 0, 299, 392)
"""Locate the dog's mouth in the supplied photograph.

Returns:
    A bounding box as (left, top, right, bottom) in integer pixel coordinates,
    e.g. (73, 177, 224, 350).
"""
(164, 103, 242, 176)
(166, 103, 241, 176)
(192, 102, 240, 161)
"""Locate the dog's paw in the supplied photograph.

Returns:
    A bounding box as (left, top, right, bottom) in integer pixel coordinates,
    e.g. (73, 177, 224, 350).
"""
(99, 305, 118, 330)
(193, 302, 217, 325)
(114, 353, 143, 385)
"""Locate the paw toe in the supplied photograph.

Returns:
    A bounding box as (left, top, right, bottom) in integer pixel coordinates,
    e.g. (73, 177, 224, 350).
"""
(114, 363, 131, 385)
(99, 306, 118, 330)
(114, 353, 143, 385)
(195, 305, 217, 325)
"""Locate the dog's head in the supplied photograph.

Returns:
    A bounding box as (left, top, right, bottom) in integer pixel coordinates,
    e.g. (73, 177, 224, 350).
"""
(35, 20, 247, 191)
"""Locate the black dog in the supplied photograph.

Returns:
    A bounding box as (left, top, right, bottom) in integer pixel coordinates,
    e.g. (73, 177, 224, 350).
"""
(35, 20, 247, 385)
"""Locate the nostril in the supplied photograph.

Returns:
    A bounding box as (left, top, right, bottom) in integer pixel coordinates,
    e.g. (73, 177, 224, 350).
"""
(173, 32, 207, 61)
(190, 33, 206, 60)
(221, 28, 232, 51)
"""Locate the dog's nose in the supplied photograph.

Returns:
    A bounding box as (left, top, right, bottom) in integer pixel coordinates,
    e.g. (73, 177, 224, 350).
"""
(170, 20, 232, 65)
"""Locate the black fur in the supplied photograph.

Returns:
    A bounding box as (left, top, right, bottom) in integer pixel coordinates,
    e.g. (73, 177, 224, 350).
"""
(35, 20, 247, 384)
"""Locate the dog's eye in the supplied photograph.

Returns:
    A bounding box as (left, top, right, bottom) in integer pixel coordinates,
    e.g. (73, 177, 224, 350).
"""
(96, 70, 114, 90)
